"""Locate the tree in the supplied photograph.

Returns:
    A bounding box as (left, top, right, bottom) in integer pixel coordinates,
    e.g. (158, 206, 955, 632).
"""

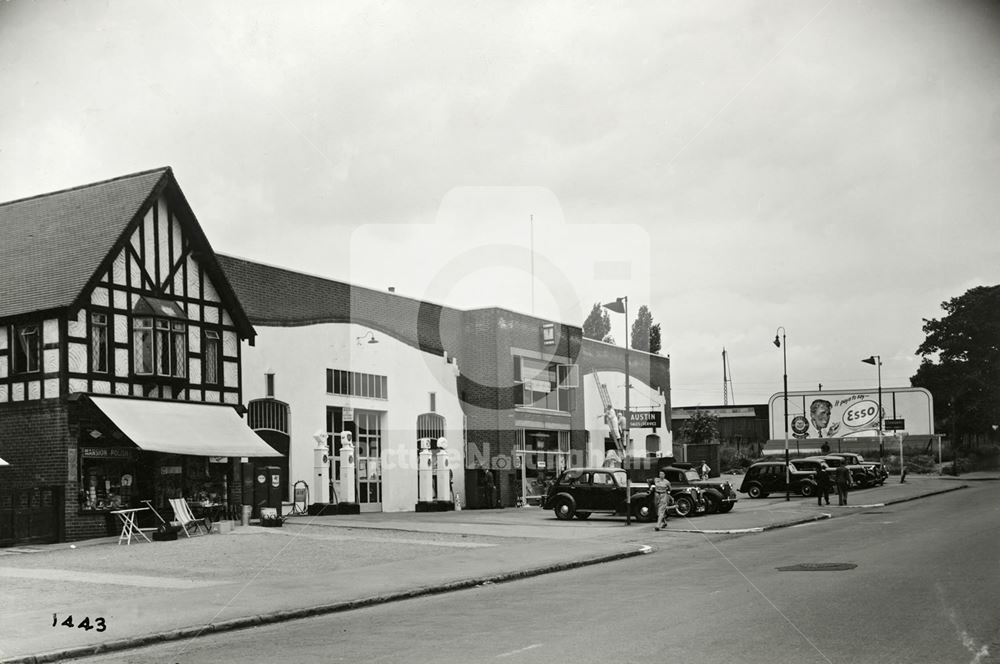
(679, 409, 719, 445)
(911, 285, 1000, 447)
(631, 305, 656, 352)
(649, 323, 662, 355)
(582, 302, 614, 343)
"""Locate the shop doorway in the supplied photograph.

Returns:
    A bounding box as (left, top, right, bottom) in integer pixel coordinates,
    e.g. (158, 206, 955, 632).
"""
(355, 410, 383, 512)
(514, 429, 570, 506)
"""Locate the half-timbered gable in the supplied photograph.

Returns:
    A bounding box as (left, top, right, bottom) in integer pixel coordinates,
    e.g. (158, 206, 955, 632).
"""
(0, 167, 253, 406)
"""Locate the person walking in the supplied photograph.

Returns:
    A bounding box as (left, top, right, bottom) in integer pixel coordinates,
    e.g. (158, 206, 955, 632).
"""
(835, 463, 851, 505)
(698, 460, 710, 480)
(483, 469, 496, 508)
(652, 470, 672, 531)
(815, 462, 831, 506)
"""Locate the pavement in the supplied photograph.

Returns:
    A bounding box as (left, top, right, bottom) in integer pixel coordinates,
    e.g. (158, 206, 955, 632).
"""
(0, 471, 993, 664)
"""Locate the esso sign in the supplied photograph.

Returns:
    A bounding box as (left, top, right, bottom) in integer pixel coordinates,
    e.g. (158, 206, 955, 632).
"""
(843, 400, 880, 428)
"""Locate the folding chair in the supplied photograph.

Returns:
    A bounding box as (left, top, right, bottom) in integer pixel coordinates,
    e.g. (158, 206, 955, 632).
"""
(168, 498, 210, 537)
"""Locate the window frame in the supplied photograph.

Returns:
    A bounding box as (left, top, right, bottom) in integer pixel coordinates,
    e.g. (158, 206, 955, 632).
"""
(12, 323, 41, 374)
(132, 315, 187, 379)
(90, 313, 109, 374)
(203, 329, 222, 385)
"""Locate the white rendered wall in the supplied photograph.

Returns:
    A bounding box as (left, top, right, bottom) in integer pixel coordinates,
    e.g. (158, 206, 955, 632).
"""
(242, 322, 465, 512)
(583, 369, 671, 463)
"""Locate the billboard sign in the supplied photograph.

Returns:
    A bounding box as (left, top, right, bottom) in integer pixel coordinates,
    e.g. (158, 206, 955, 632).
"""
(768, 387, 933, 440)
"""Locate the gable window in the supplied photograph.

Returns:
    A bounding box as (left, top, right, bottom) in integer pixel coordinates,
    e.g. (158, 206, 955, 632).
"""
(91, 313, 108, 373)
(131, 297, 187, 378)
(203, 330, 221, 385)
(12, 323, 41, 374)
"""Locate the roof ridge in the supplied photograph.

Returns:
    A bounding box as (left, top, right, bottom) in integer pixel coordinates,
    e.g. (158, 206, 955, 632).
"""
(0, 166, 171, 209)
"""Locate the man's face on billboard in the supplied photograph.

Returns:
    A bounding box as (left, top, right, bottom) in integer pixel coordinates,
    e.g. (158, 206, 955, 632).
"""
(811, 401, 832, 429)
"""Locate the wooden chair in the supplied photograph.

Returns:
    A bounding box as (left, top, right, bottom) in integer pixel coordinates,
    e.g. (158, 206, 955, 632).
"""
(168, 498, 210, 537)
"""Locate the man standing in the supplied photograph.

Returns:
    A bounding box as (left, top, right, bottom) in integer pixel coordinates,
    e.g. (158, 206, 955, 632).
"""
(835, 463, 852, 505)
(815, 462, 832, 506)
(653, 470, 672, 531)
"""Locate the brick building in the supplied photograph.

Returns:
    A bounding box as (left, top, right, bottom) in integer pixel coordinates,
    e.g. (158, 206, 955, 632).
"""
(218, 256, 672, 510)
(0, 168, 278, 545)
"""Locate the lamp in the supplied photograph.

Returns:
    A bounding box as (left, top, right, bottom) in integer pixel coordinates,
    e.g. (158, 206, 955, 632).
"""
(773, 327, 789, 501)
(603, 296, 631, 525)
(862, 355, 883, 464)
(356, 331, 378, 346)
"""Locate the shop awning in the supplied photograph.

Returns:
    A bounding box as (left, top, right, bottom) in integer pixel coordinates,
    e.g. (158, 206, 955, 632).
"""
(0, 457, 8, 466)
(89, 397, 281, 457)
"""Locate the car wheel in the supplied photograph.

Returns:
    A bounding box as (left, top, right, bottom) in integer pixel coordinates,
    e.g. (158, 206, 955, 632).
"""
(800, 483, 815, 498)
(634, 502, 655, 522)
(702, 489, 723, 515)
(747, 484, 764, 499)
(717, 502, 735, 513)
(574, 512, 591, 520)
(673, 495, 695, 517)
(553, 497, 575, 521)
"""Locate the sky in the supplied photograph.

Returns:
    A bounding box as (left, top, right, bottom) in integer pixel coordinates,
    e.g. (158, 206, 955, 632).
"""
(1, 0, 998, 408)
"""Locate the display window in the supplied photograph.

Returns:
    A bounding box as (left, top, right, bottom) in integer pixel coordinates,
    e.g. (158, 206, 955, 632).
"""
(78, 447, 138, 512)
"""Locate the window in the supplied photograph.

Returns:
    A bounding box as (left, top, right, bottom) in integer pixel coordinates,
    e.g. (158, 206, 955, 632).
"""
(133, 317, 186, 378)
(265, 372, 275, 398)
(429, 392, 436, 413)
(203, 330, 221, 385)
(514, 357, 578, 411)
(326, 369, 388, 399)
(132, 297, 188, 379)
(12, 323, 41, 374)
(91, 313, 108, 373)
(541, 323, 555, 346)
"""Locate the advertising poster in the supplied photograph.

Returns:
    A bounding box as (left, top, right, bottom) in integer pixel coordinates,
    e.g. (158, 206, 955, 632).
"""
(768, 387, 934, 440)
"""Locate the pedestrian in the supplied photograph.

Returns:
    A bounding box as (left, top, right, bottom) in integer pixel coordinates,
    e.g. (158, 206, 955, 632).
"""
(815, 462, 831, 506)
(699, 460, 710, 480)
(652, 470, 672, 531)
(483, 468, 496, 508)
(835, 463, 851, 505)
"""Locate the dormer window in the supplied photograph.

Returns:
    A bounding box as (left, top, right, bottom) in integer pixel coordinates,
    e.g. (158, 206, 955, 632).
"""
(132, 297, 187, 378)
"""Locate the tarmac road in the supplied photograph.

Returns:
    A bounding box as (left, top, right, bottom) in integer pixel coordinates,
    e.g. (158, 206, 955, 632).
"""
(67, 482, 1000, 664)
(0, 472, 988, 663)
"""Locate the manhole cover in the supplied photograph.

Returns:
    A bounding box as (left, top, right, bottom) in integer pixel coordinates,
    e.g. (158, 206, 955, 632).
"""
(776, 563, 857, 572)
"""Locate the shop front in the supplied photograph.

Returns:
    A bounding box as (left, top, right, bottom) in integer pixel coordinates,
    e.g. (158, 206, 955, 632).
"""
(514, 428, 570, 506)
(73, 396, 281, 533)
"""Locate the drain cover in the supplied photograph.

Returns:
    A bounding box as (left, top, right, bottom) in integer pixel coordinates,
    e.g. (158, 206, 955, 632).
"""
(776, 563, 857, 572)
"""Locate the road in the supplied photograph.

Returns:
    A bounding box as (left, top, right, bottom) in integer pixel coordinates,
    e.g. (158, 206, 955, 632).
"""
(76, 483, 999, 664)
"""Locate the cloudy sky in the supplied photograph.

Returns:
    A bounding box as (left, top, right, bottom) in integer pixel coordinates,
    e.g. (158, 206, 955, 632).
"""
(2, 0, 998, 407)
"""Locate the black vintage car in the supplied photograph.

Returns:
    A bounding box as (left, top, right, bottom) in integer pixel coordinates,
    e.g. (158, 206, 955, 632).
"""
(541, 467, 705, 521)
(738, 461, 818, 498)
(658, 466, 738, 514)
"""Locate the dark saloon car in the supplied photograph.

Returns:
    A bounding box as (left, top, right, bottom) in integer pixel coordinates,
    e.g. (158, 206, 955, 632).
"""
(738, 461, 818, 498)
(658, 466, 738, 514)
(541, 468, 705, 521)
(803, 455, 873, 488)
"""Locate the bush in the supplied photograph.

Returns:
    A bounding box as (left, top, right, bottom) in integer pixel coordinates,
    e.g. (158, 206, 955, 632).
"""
(884, 453, 938, 475)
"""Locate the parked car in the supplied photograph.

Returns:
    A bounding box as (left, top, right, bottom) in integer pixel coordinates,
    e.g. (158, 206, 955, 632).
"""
(658, 466, 738, 514)
(541, 468, 705, 521)
(827, 452, 887, 486)
(738, 461, 818, 498)
(805, 455, 873, 488)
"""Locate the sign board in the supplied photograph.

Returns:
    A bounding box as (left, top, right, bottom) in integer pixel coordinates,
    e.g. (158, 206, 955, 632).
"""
(616, 409, 662, 429)
(80, 447, 134, 459)
(884, 418, 905, 431)
(343, 407, 354, 422)
(767, 388, 933, 439)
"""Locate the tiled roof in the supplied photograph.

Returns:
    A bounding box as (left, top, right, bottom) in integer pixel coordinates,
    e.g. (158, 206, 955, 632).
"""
(0, 168, 168, 319)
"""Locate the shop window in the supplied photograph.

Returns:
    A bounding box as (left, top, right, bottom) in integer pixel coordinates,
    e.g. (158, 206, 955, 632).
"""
(78, 447, 138, 512)
(12, 323, 41, 374)
(326, 369, 388, 399)
(91, 313, 109, 373)
(203, 330, 221, 384)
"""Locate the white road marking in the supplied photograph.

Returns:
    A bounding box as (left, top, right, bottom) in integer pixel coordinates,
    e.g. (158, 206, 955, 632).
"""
(497, 644, 543, 658)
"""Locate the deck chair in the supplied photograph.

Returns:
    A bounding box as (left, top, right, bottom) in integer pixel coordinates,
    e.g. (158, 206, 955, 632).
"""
(169, 498, 210, 537)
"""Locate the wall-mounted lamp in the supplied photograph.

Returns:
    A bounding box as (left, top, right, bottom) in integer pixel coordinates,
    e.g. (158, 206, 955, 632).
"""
(356, 331, 379, 346)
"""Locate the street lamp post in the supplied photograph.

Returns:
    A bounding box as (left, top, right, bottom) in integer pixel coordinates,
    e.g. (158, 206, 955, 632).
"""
(603, 296, 631, 525)
(773, 327, 790, 501)
(862, 355, 883, 464)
